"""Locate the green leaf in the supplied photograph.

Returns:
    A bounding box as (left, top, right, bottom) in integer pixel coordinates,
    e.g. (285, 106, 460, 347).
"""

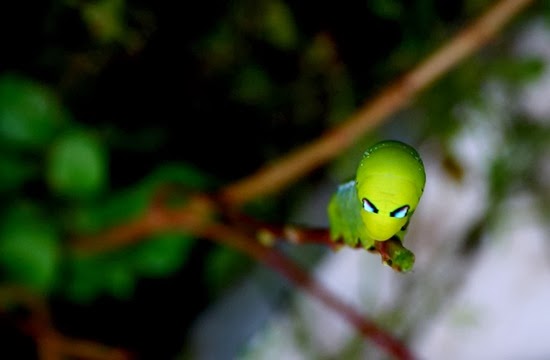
(262, 0, 298, 50)
(64, 256, 105, 302)
(103, 261, 135, 299)
(64, 253, 135, 302)
(0, 206, 60, 293)
(0, 73, 67, 150)
(131, 232, 195, 277)
(47, 130, 107, 199)
(0, 154, 37, 192)
(81, 0, 126, 44)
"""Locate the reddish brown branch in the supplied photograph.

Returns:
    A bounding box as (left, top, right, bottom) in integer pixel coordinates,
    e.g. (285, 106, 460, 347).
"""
(37, 332, 131, 360)
(218, 0, 535, 207)
(73, 201, 416, 359)
(194, 221, 416, 360)
(0, 285, 132, 360)
(235, 214, 414, 272)
(72, 195, 215, 253)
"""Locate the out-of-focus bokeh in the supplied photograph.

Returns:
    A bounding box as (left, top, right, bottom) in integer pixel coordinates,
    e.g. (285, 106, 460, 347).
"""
(0, 1, 549, 359)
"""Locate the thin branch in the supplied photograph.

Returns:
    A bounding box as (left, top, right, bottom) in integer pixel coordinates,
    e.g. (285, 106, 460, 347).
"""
(233, 213, 415, 272)
(200, 222, 416, 360)
(218, 0, 535, 207)
(72, 194, 215, 253)
(37, 332, 131, 360)
(0, 286, 132, 360)
(80, 201, 415, 359)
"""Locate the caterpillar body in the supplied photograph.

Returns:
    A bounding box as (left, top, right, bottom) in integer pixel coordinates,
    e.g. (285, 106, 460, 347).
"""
(328, 140, 426, 251)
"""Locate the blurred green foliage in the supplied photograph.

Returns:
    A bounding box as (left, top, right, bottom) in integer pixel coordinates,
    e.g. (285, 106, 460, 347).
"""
(47, 130, 107, 199)
(0, 71, 213, 299)
(64, 232, 195, 301)
(0, 74, 67, 150)
(0, 204, 60, 292)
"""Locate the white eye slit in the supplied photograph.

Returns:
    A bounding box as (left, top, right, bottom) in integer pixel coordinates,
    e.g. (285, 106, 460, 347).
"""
(362, 198, 378, 213)
(390, 205, 409, 219)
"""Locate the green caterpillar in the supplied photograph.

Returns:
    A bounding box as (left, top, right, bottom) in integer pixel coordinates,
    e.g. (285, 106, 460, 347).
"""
(328, 140, 425, 271)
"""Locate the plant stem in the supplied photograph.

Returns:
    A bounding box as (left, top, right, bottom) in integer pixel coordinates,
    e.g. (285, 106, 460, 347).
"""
(218, 0, 535, 207)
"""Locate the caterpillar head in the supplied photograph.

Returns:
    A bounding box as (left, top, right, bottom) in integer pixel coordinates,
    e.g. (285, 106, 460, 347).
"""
(355, 140, 425, 241)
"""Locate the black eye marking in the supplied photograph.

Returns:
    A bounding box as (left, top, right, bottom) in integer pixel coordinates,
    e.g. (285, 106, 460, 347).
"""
(390, 205, 409, 219)
(362, 198, 379, 213)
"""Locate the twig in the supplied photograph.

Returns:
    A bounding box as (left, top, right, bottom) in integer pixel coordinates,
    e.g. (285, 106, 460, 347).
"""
(0, 285, 132, 360)
(187, 214, 414, 360)
(72, 198, 415, 359)
(72, 194, 215, 253)
(201, 222, 416, 360)
(37, 332, 131, 360)
(218, 0, 535, 207)
(235, 213, 415, 272)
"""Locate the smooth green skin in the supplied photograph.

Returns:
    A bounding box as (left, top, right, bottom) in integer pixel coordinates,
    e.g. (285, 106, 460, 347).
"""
(328, 140, 426, 253)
